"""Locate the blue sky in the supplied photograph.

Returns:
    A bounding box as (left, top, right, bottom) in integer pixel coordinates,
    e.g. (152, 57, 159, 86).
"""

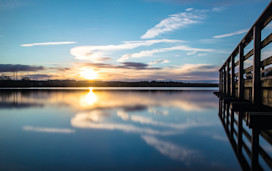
(0, 0, 271, 82)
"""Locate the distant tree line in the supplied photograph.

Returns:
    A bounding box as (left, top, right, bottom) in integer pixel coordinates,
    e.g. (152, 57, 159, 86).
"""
(0, 80, 218, 87)
(0, 74, 31, 81)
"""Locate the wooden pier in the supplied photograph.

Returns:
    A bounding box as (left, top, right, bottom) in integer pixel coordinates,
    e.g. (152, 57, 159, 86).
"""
(216, 2, 272, 170)
(218, 1, 272, 107)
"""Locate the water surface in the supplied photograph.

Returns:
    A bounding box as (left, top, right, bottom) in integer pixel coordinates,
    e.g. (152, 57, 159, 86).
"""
(0, 88, 240, 170)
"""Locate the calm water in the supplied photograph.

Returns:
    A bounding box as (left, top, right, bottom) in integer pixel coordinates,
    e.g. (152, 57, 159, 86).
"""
(0, 88, 240, 170)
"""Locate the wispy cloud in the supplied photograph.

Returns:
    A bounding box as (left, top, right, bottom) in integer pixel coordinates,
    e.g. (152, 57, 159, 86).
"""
(118, 45, 215, 62)
(212, 7, 225, 12)
(70, 39, 182, 62)
(149, 59, 169, 66)
(21, 41, 76, 47)
(141, 8, 207, 39)
(213, 28, 249, 38)
(23, 126, 75, 133)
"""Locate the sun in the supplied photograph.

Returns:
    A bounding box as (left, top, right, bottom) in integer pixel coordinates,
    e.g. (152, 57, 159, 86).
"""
(80, 68, 98, 80)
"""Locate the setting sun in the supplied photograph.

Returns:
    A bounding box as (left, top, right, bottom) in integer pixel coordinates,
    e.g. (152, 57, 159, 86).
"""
(80, 68, 98, 80)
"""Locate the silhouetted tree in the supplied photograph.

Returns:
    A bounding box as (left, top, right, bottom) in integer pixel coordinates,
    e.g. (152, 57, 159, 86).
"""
(21, 77, 31, 81)
(0, 74, 12, 80)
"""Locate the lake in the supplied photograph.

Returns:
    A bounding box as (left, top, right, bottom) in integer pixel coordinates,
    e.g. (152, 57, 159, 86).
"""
(0, 88, 241, 170)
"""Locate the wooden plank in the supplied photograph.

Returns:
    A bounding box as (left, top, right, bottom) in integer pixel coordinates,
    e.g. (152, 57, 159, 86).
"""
(252, 25, 261, 105)
(244, 66, 253, 73)
(261, 33, 272, 49)
(244, 49, 253, 60)
(261, 79, 272, 87)
(261, 56, 272, 67)
(261, 75, 272, 81)
(235, 61, 239, 67)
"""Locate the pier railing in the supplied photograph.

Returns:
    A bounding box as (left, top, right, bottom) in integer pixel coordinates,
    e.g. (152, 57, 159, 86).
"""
(219, 99, 272, 170)
(219, 1, 272, 106)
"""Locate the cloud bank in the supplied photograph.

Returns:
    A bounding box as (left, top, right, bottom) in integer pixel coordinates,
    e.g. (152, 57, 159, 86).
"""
(0, 64, 45, 72)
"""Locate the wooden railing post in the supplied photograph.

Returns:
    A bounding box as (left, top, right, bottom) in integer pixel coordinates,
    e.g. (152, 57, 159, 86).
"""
(252, 25, 261, 105)
(223, 65, 226, 94)
(226, 60, 230, 95)
(238, 44, 244, 99)
(219, 69, 222, 92)
(231, 55, 235, 96)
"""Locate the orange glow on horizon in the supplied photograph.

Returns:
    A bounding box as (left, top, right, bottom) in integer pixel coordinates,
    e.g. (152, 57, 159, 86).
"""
(79, 67, 98, 80)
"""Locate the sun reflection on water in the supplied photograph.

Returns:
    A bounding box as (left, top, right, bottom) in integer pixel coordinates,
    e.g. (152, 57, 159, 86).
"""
(80, 87, 97, 107)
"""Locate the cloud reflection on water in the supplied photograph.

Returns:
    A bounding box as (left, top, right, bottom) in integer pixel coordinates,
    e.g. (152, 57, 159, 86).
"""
(141, 135, 202, 164)
(116, 110, 213, 129)
(71, 111, 176, 136)
(1, 89, 219, 164)
(23, 126, 75, 134)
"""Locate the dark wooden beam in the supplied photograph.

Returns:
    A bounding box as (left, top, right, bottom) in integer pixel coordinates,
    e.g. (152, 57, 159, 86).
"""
(227, 60, 230, 95)
(238, 44, 244, 99)
(231, 55, 235, 96)
(252, 25, 261, 105)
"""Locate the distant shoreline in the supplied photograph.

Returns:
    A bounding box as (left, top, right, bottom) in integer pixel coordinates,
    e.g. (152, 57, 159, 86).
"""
(0, 80, 218, 87)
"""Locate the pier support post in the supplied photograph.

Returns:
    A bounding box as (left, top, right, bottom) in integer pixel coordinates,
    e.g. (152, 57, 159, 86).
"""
(219, 69, 222, 92)
(253, 25, 261, 105)
(230, 109, 234, 139)
(227, 60, 230, 95)
(231, 55, 235, 96)
(237, 112, 244, 156)
(238, 44, 244, 99)
(251, 128, 260, 170)
(224, 65, 226, 94)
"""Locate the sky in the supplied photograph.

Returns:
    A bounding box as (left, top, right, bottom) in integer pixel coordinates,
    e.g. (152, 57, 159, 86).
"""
(0, 0, 271, 82)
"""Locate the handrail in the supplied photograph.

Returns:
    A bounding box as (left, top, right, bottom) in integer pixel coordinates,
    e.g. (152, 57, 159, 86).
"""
(219, 1, 272, 106)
